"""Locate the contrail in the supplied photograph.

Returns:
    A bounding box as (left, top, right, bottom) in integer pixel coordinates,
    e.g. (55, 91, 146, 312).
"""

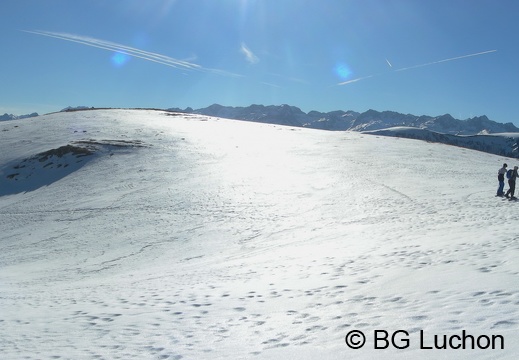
(338, 49, 497, 86)
(338, 74, 375, 85)
(394, 49, 497, 72)
(23, 30, 241, 77)
(385, 58, 392, 68)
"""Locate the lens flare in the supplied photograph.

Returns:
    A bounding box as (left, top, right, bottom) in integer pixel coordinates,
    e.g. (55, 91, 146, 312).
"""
(111, 52, 130, 67)
(334, 62, 352, 80)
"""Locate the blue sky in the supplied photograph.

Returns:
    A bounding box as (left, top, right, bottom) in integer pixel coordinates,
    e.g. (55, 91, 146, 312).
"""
(1, 0, 517, 124)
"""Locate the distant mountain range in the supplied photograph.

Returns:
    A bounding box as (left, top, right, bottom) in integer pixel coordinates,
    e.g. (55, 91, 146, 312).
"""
(0, 112, 39, 121)
(168, 104, 519, 135)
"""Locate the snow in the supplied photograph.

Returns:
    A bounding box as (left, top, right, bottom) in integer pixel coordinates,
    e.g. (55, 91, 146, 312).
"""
(1, 109, 518, 359)
(365, 126, 519, 158)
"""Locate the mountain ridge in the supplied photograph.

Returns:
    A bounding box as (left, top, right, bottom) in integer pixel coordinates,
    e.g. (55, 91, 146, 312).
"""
(167, 104, 519, 135)
(0, 112, 39, 121)
(8, 104, 518, 136)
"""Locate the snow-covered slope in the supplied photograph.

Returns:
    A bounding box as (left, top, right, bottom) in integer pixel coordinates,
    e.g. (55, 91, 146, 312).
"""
(1, 109, 518, 359)
(365, 126, 519, 158)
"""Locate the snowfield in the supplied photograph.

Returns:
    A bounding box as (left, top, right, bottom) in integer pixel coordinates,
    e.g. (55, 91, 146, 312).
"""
(1, 109, 518, 359)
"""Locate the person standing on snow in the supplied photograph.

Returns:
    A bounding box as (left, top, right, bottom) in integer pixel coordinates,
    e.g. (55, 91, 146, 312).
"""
(497, 163, 507, 197)
(505, 166, 519, 200)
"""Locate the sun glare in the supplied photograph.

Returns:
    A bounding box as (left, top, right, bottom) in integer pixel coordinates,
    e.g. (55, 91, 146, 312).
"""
(111, 52, 130, 67)
(334, 62, 352, 80)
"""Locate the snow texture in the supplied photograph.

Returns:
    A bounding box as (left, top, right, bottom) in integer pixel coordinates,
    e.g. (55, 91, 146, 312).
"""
(1, 109, 518, 359)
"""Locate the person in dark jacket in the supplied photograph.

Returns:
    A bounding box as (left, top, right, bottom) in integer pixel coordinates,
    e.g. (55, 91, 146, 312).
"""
(497, 163, 507, 197)
(505, 166, 519, 200)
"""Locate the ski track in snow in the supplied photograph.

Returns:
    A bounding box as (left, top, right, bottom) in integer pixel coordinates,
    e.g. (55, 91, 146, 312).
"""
(0, 109, 518, 359)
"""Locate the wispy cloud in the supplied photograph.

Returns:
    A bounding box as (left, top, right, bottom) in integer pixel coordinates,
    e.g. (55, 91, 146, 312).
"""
(23, 30, 241, 77)
(338, 49, 497, 86)
(240, 43, 259, 64)
(261, 81, 282, 89)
